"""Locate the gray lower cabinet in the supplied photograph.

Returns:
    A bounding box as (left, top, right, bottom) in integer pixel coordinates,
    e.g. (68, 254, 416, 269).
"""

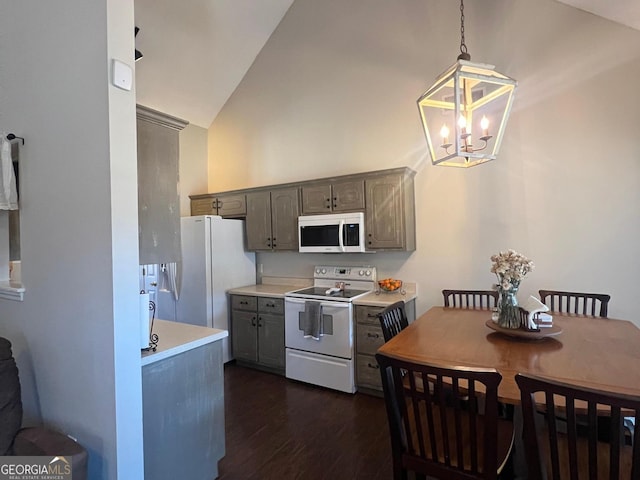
(142, 340, 224, 480)
(355, 305, 386, 393)
(246, 187, 299, 251)
(355, 300, 416, 394)
(231, 294, 285, 373)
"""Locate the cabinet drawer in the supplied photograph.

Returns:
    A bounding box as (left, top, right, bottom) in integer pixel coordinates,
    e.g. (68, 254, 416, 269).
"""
(355, 305, 384, 326)
(356, 353, 382, 390)
(231, 295, 257, 311)
(258, 297, 284, 315)
(357, 323, 385, 355)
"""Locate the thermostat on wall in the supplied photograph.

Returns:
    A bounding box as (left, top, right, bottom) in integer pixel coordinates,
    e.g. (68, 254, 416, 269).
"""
(112, 59, 133, 91)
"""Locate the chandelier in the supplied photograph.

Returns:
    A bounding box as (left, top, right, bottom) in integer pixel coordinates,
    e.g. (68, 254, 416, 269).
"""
(417, 0, 517, 168)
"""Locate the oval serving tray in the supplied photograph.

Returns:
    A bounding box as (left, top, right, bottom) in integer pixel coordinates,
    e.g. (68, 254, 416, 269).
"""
(485, 319, 563, 340)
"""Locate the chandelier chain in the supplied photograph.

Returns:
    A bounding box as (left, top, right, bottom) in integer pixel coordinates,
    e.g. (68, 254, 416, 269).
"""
(459, 0, 468, 55)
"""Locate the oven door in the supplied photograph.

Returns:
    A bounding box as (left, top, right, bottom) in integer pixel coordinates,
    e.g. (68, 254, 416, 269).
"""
(284, 297, 353, 359)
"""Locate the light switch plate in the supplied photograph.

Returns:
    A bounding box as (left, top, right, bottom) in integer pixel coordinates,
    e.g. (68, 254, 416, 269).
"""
(112, 59, 133, 91)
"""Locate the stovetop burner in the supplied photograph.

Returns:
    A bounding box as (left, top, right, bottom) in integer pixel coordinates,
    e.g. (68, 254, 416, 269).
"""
(285, 265, 377, 302)
(290, 286, 370, 299)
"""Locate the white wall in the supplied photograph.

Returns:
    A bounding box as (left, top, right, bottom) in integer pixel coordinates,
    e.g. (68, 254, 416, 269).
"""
(208, 0, 640, 325)
(179, 124, 209, 216)
(0, 0, 143, 478)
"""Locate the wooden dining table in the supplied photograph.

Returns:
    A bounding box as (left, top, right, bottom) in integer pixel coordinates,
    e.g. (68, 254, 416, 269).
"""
(377, 306, 640, 405)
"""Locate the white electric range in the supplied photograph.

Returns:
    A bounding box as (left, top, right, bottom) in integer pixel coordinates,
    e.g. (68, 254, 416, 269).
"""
(284, 265, 377, 393)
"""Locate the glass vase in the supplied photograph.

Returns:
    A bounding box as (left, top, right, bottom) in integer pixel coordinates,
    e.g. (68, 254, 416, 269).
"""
(498, 288, 520, 329)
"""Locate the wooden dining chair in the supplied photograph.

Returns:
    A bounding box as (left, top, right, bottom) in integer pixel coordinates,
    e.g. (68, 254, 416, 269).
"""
(377, 301, 409, 342)
(538, 289, 610, 318)
(376, 353, 514, 480)
(442, 289, 499, 310)
(515, 373, 640, 480)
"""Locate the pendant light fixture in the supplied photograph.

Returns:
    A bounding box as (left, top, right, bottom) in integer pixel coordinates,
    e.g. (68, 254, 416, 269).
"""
(417, 0, 517, 168)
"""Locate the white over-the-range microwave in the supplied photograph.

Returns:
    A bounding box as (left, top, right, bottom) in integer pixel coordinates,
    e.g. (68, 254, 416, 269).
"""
(298, 212, 367, 253)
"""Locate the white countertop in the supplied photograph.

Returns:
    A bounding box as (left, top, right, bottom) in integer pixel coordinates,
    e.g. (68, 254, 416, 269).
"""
(141, 319, 228, 366)
(228, 282, 417, 306)
(227, 283, 309, 297)
(353, 282, 418, 306)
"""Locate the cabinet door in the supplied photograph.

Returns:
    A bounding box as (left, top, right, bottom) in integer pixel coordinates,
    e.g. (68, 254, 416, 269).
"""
(190, 197, 216, 216)
(137, 112, 184, 264)
(365, 174, 405, 250)
(257, 313, 285, 369)
(231, 310, 258, 363)
(246, 191, 273, 251)
(216, 194, 246, 218)
(332, 179, 365, 212)
(301, 184, 332, 214)
(270, 187, 300, 251)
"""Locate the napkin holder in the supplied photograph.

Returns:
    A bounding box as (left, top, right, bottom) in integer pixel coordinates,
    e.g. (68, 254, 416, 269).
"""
(519, 296, 553, 330)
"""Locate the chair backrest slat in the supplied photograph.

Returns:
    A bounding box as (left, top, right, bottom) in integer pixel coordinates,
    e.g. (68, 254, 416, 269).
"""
(516, 373, 640, 480)
(377, 352, 505, 479)
(442, 289, 498, 310)
(538, 290, 610, 318)
(377, 301, 409, 342)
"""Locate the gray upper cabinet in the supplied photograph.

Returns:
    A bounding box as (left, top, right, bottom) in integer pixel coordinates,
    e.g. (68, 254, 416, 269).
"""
(365, 169, 416, 251)
(301, 179, 365, 214)
(246, 187, 299, 251)
(190, 193, 246, 218)
(190, 166, 416, 252)
(137, 105, 188, 265)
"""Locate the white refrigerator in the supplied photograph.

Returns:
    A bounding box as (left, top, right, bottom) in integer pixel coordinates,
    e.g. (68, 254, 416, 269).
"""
(157, 215, 256, 363)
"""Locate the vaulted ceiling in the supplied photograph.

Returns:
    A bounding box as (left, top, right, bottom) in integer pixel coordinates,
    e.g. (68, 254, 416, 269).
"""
(134, 0, 294, 128)
(133, 0, 638, 129)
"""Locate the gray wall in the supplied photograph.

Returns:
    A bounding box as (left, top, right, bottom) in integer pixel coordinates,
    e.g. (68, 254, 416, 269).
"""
(0, 1, 144, 478)
(208, 0, 640, 325)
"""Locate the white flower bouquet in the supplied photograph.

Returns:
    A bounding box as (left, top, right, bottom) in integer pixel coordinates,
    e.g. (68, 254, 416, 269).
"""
(491, 249, 534, 292)
(490, 250, 534, 328)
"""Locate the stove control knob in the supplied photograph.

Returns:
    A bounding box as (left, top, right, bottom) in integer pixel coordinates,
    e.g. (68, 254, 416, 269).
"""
(365, 270, 371, 276)
(315, 268, 321, 274)
(359, 270, 365, 276)
(321, 268, 327, 274)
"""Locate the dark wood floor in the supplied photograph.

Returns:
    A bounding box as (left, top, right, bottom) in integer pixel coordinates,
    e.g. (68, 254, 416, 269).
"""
(217, 363, 393, 480)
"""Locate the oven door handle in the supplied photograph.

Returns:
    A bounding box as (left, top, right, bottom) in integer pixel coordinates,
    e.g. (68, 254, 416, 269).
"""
(285, 297, 350, 308)
(338, 220, 345, 252)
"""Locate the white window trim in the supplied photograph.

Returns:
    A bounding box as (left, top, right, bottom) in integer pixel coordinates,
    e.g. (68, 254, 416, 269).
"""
(0, 281, 24, 301)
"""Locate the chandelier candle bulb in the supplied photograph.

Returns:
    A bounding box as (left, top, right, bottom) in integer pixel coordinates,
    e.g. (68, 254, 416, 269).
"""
(481, 116, 490, 137)
(440, 124, 450, 146)
(458, 114, 467, 132)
